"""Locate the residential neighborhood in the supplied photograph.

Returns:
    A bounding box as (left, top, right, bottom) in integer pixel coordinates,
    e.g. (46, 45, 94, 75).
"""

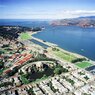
(0, 26, 95, 95)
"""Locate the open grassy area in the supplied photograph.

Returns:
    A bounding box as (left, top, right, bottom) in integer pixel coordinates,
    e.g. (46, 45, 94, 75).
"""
(76, 61, 93, 68)
(20, 32, 31, 40)
(52, 48, 77, 62)
(20, 75, 30, 84)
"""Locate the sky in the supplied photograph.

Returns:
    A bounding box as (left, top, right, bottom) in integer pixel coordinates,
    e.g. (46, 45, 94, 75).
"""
(0, 0, 95, 19)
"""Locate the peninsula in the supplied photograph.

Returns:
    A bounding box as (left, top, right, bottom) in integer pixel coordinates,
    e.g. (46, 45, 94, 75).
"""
(51, 16, 95, 28)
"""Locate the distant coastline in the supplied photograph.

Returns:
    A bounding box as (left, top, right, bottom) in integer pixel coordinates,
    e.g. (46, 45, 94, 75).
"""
(0, 20, 95, 60)
(51, 16, 95, 28)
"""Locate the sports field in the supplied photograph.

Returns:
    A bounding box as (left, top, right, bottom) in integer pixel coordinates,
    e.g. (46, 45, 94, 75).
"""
(52, 49, 77, 62)
(20, 32, 31, 40)
(76, 61, 92, 68)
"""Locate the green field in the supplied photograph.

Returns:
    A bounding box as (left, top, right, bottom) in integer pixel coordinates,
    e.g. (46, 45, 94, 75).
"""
(52, 49, 77, 62)
(20, 75, 29, 84)
(20, 32, 31, 40)
(76, 61, 92, 68)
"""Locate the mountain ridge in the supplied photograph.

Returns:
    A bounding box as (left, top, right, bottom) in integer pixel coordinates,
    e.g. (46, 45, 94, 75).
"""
(51, 16, 95, 28)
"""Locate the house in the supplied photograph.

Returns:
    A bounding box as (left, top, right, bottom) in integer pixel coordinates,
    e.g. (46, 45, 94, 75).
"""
(40, 83, 55, 95)
(33, 86, 44, 95)
(52, 79, 68, 94)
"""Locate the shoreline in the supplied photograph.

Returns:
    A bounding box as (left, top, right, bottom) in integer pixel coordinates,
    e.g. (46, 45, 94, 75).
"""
(19, 30, 94, 63)
(31, 36, 87, 59)
(30, 32, 89, 60)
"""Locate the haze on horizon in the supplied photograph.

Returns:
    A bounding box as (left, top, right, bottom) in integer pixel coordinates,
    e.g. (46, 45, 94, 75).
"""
(0, 0, 95, 19)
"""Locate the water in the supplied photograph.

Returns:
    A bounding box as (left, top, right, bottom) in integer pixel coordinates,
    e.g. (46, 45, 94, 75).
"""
(0, 19, 95, 60)
(86, 65, 95, 71)
(33, 26, 95, 61)
(30, 39, 49, 48)
(86, 65, 95, 75)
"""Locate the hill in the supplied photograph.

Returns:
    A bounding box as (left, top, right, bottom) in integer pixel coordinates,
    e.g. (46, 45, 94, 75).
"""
(0, 26, 42, 40)
(51, 16, 95, 28)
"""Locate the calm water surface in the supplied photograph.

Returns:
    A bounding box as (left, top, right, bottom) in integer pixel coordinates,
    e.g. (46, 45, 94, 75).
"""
(0, 19, 95, 60)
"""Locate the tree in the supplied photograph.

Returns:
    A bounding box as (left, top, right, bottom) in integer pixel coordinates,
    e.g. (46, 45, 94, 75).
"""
(0, 60, 4, 69)
(0, 50, 4, 54)
(54, 67, 63, 75)
(0, 82, 12, 87)
(7, 66, 19, 76)
(84, 76, 89, 80)
(71, 58, 86, 63)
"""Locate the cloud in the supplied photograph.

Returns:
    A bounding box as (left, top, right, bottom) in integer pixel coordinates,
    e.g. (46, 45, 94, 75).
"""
(60, 10, 95, 18)
(1, 10, 95, 19)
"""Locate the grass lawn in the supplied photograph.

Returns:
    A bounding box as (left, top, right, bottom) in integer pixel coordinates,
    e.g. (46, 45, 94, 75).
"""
(53, 50, 76, 62)
(20, 32, 31, 40)
(20, 75, 29, 84)
(76, 61, 93, 68)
